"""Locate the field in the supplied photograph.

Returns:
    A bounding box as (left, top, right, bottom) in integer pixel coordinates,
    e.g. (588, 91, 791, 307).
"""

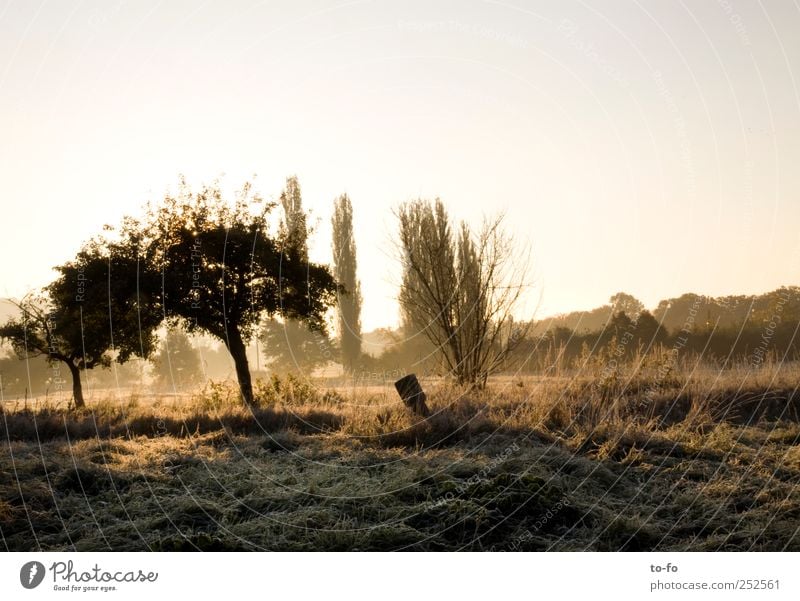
(2, 362, 800, 551)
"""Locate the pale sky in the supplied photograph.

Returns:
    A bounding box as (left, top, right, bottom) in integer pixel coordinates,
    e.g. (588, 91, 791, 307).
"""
(1, 0, 799, 331)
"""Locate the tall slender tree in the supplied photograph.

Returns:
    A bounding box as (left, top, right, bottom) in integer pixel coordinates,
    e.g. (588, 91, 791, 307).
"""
(280, 176, 308, 261)
(331, 193, 362, 371)
(260, 176, 336, 373)
(279, 176, 309, 357)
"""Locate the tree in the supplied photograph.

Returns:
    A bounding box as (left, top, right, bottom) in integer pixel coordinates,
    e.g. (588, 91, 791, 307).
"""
(609, 292, 644, 319)
(257, 176, 338, 374)
(126, 178, 338, 404)
(633, 310, 667, 349)
(371, 320, 440, 376)
(331, 193, 362, 371)
(0, 239, 161, 408)
(652, 293, 707, 334)
(397, 199, 530, 388)
(0, 348, 51, 398)
(260, 316, 336, 373)
(151, 328, 202, 390)
(608, 311, 634, 338)
(280, 176, 308, 259)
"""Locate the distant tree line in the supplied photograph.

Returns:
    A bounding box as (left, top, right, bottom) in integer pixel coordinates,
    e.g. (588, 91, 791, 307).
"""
(360, 288, 800, 375)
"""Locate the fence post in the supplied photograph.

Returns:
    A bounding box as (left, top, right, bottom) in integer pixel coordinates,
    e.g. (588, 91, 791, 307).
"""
(394, 374, 430, 417)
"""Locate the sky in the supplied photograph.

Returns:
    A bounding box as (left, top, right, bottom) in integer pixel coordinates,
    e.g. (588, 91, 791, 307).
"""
(1, 0, 799, 331)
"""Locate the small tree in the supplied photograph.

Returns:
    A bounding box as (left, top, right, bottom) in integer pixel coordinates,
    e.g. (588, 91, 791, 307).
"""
(0, 347, 51, 397)
(151, 328, 202, 390)
(332, 193, 362, 371)
(397, 199, 530, 388)
(126, 178, 338, 405)
(0, 239, 161, 408)
(0, 295, 91, 405)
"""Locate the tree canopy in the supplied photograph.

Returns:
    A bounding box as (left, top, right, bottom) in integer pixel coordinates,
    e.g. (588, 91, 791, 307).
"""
(122, 178, 338, 404)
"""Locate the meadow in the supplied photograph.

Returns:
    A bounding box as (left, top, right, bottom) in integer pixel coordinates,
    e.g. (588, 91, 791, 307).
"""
(2, 358, 800, 551)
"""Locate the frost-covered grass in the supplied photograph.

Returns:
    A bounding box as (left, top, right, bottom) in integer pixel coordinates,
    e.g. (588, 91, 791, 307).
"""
(2, 366, 800, 551)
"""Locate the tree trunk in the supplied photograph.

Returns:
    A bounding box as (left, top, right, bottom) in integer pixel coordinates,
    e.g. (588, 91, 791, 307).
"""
(227, 329, 254, 405)
(66, 362, 85, 409)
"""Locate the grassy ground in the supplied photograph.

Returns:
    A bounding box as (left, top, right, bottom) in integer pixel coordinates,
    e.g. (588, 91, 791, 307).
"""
(2, 364, 800, 551)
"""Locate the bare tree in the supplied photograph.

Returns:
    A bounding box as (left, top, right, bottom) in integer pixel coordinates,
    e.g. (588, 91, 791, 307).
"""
(332, 193, 362, 371)
(397, 199, 530, 388)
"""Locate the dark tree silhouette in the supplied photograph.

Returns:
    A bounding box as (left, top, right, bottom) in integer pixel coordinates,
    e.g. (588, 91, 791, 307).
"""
(127, 179, 337, 404)
(0, 239, 161, 408)
(0, 348, 51, 397)
(332, 193, 362, 371)
(633, 310, 668, 349)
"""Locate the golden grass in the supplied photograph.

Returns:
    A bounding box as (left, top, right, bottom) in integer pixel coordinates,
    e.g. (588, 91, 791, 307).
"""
(2, 360, 799, 551)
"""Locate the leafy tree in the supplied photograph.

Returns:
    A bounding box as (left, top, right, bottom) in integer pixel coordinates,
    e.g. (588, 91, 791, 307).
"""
(87, 358, 148, 390)
(366, 321, 440, 378)
(0, 349, 51, 398)
(260, 316, 336, 373)
(125, 178, 338, 404)
(537, 303, 615, 334)
(608, 310, 634, 336)
(653, 293, 709, 333)
(151, 328, 202, 390)
(537, 292, 645, 335)
(332, 193, 362, 371)
(609, 292, 644, 318)
(0, 239, 161, 408)
(633, 310, 667, 349)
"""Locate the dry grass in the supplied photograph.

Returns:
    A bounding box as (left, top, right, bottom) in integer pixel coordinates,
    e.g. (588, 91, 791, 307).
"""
(2, 361, 799, 551)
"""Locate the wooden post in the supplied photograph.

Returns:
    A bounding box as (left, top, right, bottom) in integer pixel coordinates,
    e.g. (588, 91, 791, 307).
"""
(394, 374, 430, 417)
